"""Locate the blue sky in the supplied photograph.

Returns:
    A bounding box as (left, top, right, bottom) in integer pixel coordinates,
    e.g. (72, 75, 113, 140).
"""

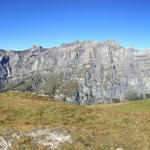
(0, 0, 150, 50)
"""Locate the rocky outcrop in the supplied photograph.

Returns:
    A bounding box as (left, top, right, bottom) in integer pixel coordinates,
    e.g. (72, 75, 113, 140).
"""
(0, 127, 72, 150)
(0, 40, 150, 104)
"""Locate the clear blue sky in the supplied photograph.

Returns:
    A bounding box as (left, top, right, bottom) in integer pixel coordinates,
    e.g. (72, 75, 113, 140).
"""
(0, 0, 150, 50)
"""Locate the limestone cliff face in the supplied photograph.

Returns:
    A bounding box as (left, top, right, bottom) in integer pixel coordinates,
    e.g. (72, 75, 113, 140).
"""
(0, 41, 150, 105)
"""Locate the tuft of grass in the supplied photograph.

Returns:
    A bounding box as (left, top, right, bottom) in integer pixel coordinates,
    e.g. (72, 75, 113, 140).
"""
(0, 92, 150, 149)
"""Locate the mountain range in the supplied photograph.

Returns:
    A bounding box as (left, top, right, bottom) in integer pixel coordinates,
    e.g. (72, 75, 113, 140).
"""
(0, 40, 150, 105)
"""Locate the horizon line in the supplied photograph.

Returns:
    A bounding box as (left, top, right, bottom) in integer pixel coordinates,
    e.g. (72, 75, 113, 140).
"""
(0, 40, 149, 51)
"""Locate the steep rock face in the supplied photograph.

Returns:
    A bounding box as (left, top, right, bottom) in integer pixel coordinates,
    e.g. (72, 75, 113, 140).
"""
(0, 41, 150, 105)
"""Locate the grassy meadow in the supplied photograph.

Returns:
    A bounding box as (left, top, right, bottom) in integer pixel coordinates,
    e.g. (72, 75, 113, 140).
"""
(0, 92, 150, 150)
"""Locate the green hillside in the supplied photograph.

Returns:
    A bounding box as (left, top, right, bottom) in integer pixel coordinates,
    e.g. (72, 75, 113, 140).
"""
(0, 92, 150, 150)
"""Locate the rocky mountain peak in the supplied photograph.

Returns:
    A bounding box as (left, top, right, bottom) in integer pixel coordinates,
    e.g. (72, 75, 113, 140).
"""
(32, 44, 37, 50)
(104, 40, 121, 48)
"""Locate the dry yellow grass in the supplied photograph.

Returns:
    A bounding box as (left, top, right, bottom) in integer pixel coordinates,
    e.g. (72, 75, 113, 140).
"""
(0, 92, 150, 150)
